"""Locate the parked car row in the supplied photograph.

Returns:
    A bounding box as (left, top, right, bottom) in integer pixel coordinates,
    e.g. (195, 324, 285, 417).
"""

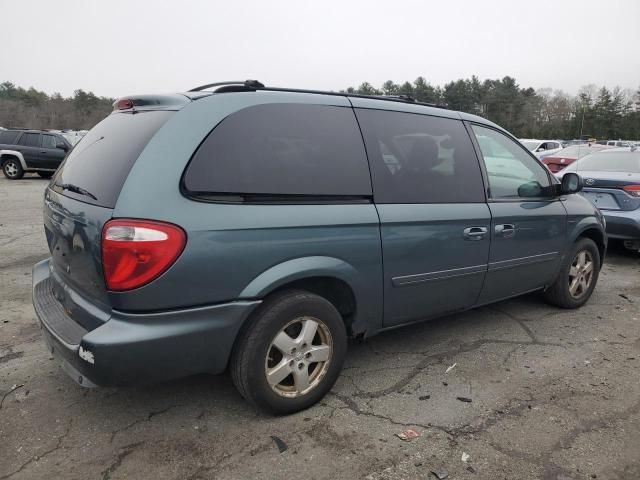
(555, 147, 640, 253)
(542, 144, 611, 173)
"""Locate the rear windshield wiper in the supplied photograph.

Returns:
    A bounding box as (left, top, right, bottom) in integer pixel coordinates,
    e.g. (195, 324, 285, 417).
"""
(55, 183, 98, 201)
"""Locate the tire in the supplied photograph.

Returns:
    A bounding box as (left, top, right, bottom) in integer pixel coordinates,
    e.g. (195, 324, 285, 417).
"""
(544, 238, 600, 309)
(230, 290, 347, 415)
(37, 171, 54, 179)
(2, 157, 24, 180)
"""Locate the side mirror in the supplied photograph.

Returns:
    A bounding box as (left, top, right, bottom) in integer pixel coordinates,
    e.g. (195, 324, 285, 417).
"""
(560, 172, 583, 195)
(517, 181, 543, 197)
(536, 147, 545, 152)
(56, 142, 69, 151)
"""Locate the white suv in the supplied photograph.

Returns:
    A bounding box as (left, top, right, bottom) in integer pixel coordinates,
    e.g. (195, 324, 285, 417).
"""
(519, 139, 563, 159)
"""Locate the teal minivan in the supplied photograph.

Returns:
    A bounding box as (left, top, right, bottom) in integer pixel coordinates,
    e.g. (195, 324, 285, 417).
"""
(33, 81, 606, 414)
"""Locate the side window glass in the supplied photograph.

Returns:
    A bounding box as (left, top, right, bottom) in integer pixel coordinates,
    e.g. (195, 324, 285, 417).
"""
(184, 103, 371, 197)
(355, 109, 485, 203)
(0, 131, 20, 144)
(19, 133, 41, 147)
(472, 125, 551, 199)
(42, 135, 57, 149)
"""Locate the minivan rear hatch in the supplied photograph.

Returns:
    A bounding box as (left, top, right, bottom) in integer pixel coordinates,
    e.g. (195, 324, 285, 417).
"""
(45, 109, 174, 328)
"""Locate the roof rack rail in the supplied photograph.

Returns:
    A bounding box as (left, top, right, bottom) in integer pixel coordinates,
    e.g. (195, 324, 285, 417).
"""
(374, 94, 416, 103)
(188, 80, 265, 92)
(185, 81, 448, 109)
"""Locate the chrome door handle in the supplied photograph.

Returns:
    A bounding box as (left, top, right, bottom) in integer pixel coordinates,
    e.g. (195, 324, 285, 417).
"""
(495, 224, 516, 238)
(463, 226, 488, 241)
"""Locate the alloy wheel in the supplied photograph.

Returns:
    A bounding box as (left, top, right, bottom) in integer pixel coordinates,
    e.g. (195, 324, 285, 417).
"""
(265, 316, 333, 398)
(568, 250, 594, 298)
(4, 161, 18, 178)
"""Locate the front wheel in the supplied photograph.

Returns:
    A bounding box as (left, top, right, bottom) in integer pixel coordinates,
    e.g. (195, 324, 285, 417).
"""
(2, 158, 24, 180)
(544, 238, 600, 308)
(230, 290, 347, 415)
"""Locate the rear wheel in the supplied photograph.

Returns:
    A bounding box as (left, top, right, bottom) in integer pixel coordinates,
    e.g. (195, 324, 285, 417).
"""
(230, 290, 347, 415)
(544, 238, 600, 308)
(37, 171, 54, 179)
(2, 158, 24, 180)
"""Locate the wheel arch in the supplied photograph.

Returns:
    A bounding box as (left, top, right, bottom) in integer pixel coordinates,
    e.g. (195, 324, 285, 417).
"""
(576, 227, 606, 267)
(0, 150, 27, 170)
(238, 256, 370, 336)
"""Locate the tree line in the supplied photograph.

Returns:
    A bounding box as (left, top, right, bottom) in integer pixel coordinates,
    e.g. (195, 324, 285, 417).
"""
(1, 78, 639, 140)
(344, 76, 640, 140)
(0, 81, 113, 131)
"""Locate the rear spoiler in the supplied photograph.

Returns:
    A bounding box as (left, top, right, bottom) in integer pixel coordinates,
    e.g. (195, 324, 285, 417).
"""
(112, 94, 193, 112)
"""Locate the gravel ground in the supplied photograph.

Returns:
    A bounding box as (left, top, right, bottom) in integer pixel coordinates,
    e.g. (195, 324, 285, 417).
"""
(1, 174, 639, 480)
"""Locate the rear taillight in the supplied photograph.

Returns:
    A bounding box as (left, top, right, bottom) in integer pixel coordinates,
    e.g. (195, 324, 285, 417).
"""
(623, 185, 640, 197)
(101, 219, 186, 291)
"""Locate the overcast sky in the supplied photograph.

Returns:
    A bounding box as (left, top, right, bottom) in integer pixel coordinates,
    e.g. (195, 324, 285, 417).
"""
(1, 0, 638, 98)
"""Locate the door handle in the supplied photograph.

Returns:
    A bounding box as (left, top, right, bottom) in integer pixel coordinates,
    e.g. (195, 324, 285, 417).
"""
(495, 224, 516, 238)
(463, 226, 488, 241)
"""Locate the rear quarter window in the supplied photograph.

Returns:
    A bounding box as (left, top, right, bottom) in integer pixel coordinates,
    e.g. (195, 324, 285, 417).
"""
(0, 130, 20, 144)
(183, 103, 372, 199)
(52, 111, 173, 208)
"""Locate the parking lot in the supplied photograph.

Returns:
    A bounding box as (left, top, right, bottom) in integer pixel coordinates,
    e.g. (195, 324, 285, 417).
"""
(1, 175, 639, 480)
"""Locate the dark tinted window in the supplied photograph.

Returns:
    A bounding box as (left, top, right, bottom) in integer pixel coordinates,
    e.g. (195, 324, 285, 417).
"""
(53, 111, 173, 208)
(472, 125, 551, 199)
(0, 130, 20, 144)
(42, 134, 58, 149)
(355, 109, 485, 203)
(184, 103, 371, 197)
(19, 133, 41, 147)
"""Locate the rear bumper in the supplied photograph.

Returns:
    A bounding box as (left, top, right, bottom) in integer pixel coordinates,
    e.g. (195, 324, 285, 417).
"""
(32, 259, 260, 387)
(602, 210, 640, 240)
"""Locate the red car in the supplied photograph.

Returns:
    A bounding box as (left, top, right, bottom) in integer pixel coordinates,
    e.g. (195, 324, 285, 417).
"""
(542, 145, 611, 173)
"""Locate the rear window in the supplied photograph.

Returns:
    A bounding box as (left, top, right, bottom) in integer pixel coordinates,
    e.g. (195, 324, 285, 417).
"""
(183, 103, 371, 199)
(0, 130, 20, 144)
(553, 146, 603, 159)
(575, 152, 640, 173)
(52, 111, 173, 208)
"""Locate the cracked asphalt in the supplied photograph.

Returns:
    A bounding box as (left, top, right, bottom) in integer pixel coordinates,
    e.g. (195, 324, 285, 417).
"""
(1, 175, 640, 480)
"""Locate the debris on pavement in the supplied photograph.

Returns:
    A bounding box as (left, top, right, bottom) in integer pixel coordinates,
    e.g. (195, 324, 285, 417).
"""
(270, 435, 288, 453)
(0, 384, 25, 409)
(461, 452, 470, 462)
(466, 466, 476, 473)
(445, 363, 457, 374)
(456, 396, 472, 403)
(430, 467, 449, 479)
(395, 429, 421, 441)
(418, 395, 431, 401)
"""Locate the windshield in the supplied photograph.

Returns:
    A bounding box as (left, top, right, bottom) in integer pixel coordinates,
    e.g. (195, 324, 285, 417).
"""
(573, 152, 640, 173)
(521, 141, 540, 151)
